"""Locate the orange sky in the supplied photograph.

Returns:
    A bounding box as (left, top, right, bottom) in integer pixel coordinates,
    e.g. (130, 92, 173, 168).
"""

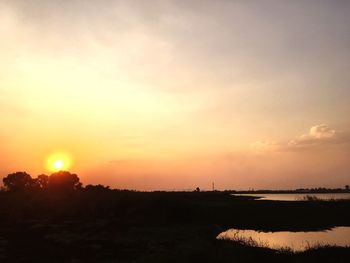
(1, 1, 350, 190)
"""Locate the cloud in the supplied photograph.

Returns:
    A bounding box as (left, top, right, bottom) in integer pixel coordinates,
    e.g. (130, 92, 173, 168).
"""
(309, 124, 336, 139)
(251, 124, 350, 153)
(287, 124, 346, 150)
(250, 140, 280, 153)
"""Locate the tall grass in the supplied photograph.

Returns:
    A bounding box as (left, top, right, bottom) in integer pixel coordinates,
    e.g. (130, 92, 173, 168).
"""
(217, 230, 269, 248)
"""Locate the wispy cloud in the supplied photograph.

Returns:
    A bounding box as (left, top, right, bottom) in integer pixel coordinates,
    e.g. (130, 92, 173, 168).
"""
(250, 140, 281, 153)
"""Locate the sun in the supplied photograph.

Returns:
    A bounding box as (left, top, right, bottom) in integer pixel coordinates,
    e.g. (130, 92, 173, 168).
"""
(46, 152, 72, 172)
(53, 160, 64, 170)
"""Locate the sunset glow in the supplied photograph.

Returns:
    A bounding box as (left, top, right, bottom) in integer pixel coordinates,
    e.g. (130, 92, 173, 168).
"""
(1, 2, 350, 262)
(0, 0, 349, 190)
(47, 153, 72, 172)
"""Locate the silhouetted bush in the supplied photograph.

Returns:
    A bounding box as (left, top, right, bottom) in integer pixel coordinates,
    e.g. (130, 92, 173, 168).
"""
(48, 171, 82, 192)
(33, 174, 49, 190)
(85, 184, 110, 191)
(3, 172, 34, 191)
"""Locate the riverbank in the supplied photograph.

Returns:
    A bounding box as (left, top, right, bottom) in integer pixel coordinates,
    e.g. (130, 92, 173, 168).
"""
(0, 190, 349, 262)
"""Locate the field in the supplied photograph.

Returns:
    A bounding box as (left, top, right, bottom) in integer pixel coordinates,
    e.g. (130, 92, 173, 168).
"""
(0, 190, 349, 262)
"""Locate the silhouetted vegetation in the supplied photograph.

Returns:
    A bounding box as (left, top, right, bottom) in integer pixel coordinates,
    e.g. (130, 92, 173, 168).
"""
(85, 184, 110, 191)
(233, 187, 350, 194)
(0, 171, 349, 262)
(34, 174, 49, 190)
(48, 171, 82, 192)
(2, 171, 82, 193)
(3, 172, 34, 191)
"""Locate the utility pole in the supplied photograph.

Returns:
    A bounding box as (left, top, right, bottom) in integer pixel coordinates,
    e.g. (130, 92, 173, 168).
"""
(212, 182, 215, 191)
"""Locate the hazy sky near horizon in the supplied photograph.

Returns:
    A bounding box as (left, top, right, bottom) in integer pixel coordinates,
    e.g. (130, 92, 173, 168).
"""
(1, 0, 350, 190)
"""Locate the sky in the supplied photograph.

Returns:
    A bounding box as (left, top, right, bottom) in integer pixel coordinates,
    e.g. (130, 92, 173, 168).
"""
(1, 0, 350, 190)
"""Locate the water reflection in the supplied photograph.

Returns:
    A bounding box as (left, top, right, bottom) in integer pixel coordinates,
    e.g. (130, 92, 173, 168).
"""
(217, 227, 350, 251)
(234, 193, 350, 201)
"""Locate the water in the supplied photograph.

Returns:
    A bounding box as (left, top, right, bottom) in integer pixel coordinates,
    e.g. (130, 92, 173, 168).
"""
(233, 193, 350, 201)
(217, 227, 350, 251)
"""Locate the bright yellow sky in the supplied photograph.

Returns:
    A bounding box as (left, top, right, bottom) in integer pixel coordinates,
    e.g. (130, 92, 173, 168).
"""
(1, 1, 350, 190)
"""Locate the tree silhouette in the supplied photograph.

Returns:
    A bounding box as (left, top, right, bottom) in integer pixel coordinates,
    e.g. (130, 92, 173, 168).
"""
(3, 172, 34, 191)
(48, 171, 82, 191)
(34, 174, 49, 190)
(85, 184, 110, 191)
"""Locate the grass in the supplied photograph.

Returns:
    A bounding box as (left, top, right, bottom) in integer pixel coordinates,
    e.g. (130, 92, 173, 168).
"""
(217, 229, 270, 248)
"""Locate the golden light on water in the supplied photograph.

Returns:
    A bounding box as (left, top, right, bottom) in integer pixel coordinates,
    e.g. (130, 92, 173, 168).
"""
(46, 153, 72, 172)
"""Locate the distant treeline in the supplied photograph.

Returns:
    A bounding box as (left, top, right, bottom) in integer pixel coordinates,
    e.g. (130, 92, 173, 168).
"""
(228, 186, 350, 194)
(1, 171, 349, 194)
